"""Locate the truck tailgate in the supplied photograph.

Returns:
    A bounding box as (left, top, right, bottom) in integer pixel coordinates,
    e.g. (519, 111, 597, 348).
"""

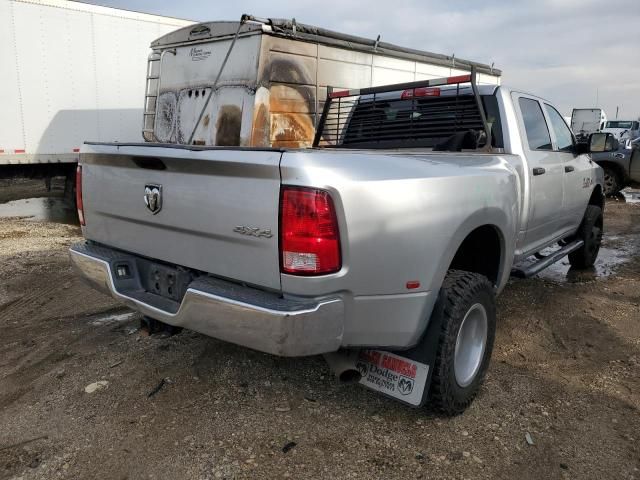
(80, 144, 283, 291)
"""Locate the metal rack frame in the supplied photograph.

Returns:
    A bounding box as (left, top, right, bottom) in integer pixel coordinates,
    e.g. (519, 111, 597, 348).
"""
(313, 66, 492, 151)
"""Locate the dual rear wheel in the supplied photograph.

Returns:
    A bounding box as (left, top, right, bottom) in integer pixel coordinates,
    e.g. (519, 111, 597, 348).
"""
(429, 204, 603, 415)
(429, 270, 496, 415)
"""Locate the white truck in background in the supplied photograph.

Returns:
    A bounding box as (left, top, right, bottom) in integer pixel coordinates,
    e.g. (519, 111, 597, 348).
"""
(571, 108, 607, 140)
(602, 120, 640, 144)
(0, 0, 192, 190)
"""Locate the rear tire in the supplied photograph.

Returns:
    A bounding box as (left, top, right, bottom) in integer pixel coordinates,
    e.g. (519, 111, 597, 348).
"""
(429, 270, 496, 416)
(603, 167, 621, 197)
(568, 205, 603, 269)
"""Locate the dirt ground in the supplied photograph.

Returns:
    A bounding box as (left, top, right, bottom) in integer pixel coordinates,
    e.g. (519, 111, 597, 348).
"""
(1, 183, 639, 480)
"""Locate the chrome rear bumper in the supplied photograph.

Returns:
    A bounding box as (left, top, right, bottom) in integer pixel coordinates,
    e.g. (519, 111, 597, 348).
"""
(69, 243, 344, 356)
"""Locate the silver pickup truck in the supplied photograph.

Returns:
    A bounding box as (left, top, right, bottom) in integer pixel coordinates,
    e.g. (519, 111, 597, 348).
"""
(70, 73, 613, 414)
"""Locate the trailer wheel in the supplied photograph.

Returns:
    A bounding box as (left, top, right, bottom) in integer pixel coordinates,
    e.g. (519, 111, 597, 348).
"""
(602, 167, 621, 197)
(568, 205, 603, 269)
(429, 270, 496, 416)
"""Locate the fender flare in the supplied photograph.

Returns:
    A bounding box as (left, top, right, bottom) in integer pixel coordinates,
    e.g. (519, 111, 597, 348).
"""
(431, 207, 515, 294)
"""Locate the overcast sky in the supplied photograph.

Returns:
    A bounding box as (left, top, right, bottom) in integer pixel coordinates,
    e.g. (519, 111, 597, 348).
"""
(88, 0, 640, 119)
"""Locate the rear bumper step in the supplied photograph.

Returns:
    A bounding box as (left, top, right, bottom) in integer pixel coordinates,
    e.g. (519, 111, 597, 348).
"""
(69, 242, 344, 356)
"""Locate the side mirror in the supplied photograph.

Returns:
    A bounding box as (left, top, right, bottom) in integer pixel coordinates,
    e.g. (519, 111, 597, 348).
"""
(589, 132, 617, 152)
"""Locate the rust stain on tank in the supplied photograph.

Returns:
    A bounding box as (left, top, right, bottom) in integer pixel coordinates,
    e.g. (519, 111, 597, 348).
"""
(253, 51, 320, 147)
(250, 104, 270, 147)
(269, 84, 315, 113)
(271, 113, 314, 148)
(269, 85, 315, 148)
(216, 105, 242, 146)
(203, 114, 210, 127)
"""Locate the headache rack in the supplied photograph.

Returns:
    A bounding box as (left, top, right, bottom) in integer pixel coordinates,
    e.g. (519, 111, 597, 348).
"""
(313, 66, 492, 151)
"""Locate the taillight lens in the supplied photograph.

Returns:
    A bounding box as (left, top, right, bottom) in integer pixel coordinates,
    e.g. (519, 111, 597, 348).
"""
(280, 187, 341, 275)
(76, 165, 85, 226)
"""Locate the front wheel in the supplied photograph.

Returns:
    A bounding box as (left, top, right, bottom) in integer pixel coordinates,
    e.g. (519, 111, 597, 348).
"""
(568, 205, 603, 268)
(603, 167, 621, 197)
(429, 270, 496, 415)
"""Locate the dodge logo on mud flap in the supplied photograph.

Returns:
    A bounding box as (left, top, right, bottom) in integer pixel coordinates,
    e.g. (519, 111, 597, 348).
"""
(397, 377, 414, 395)
(144, 184, 162, 214)
(356, 362, 368, 377)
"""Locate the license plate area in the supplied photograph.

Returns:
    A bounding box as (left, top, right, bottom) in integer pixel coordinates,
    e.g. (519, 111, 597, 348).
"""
(146, 263, 191, 302)
(356, 350, 430, 407)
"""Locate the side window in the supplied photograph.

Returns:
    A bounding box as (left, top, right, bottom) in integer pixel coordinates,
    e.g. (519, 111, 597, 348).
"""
(518, 98, 552, 150)
(481, 95, 504, 148)
(545, 104, 574, 152)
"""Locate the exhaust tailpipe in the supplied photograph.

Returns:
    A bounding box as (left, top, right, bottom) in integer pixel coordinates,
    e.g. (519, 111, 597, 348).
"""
(323, 351, 362, 383)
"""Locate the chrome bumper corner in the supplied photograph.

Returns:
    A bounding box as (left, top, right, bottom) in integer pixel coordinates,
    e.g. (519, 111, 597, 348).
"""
(69, 243, 344, 356)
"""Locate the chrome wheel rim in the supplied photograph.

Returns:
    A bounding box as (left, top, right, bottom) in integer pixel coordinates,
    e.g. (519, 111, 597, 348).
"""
(454, 303, 488, 388)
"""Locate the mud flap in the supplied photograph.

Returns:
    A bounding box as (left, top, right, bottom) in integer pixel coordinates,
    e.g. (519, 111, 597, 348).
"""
(355, 291, 445, 408)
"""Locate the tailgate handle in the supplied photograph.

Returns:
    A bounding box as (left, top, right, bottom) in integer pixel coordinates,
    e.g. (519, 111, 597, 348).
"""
(532, 167, 546, 176)
(564, 165, 575, 173)
(133, 157, 167, 170)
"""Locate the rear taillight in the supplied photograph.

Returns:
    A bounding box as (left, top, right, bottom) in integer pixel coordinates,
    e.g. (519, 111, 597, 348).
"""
(280, 187, 341, 275)
(76, 165, 85, 226)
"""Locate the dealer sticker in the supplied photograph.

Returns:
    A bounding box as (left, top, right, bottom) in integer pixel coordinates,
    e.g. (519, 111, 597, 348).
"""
(356, 350, 429, 406)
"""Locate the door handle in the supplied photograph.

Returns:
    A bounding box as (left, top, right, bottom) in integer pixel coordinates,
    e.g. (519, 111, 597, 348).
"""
(565, 166, 575, 173)
(533, 167, 546, 176)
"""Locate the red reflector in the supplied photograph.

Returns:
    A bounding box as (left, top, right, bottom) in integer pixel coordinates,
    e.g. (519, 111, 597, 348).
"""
(329, 89, 351, 99)
(280, 187, 341, 275)
(76, 165, 85, 226)
(406, 281, 421, 290)
(14, 149, 25, 154)
(0, 149, 4, 154)
(401, 87, 441, 100)
(447, 74, 471, 84)
(73, 148, 80, 153)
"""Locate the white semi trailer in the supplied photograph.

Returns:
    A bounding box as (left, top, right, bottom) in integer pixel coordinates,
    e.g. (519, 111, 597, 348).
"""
(0, 0, 192, 181)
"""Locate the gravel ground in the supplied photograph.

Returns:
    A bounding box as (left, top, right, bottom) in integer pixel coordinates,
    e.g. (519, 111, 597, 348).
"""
(0, 184, 639, 480)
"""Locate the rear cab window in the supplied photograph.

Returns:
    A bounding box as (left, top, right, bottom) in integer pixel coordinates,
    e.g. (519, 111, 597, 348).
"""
(340, 88, 504, 150)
